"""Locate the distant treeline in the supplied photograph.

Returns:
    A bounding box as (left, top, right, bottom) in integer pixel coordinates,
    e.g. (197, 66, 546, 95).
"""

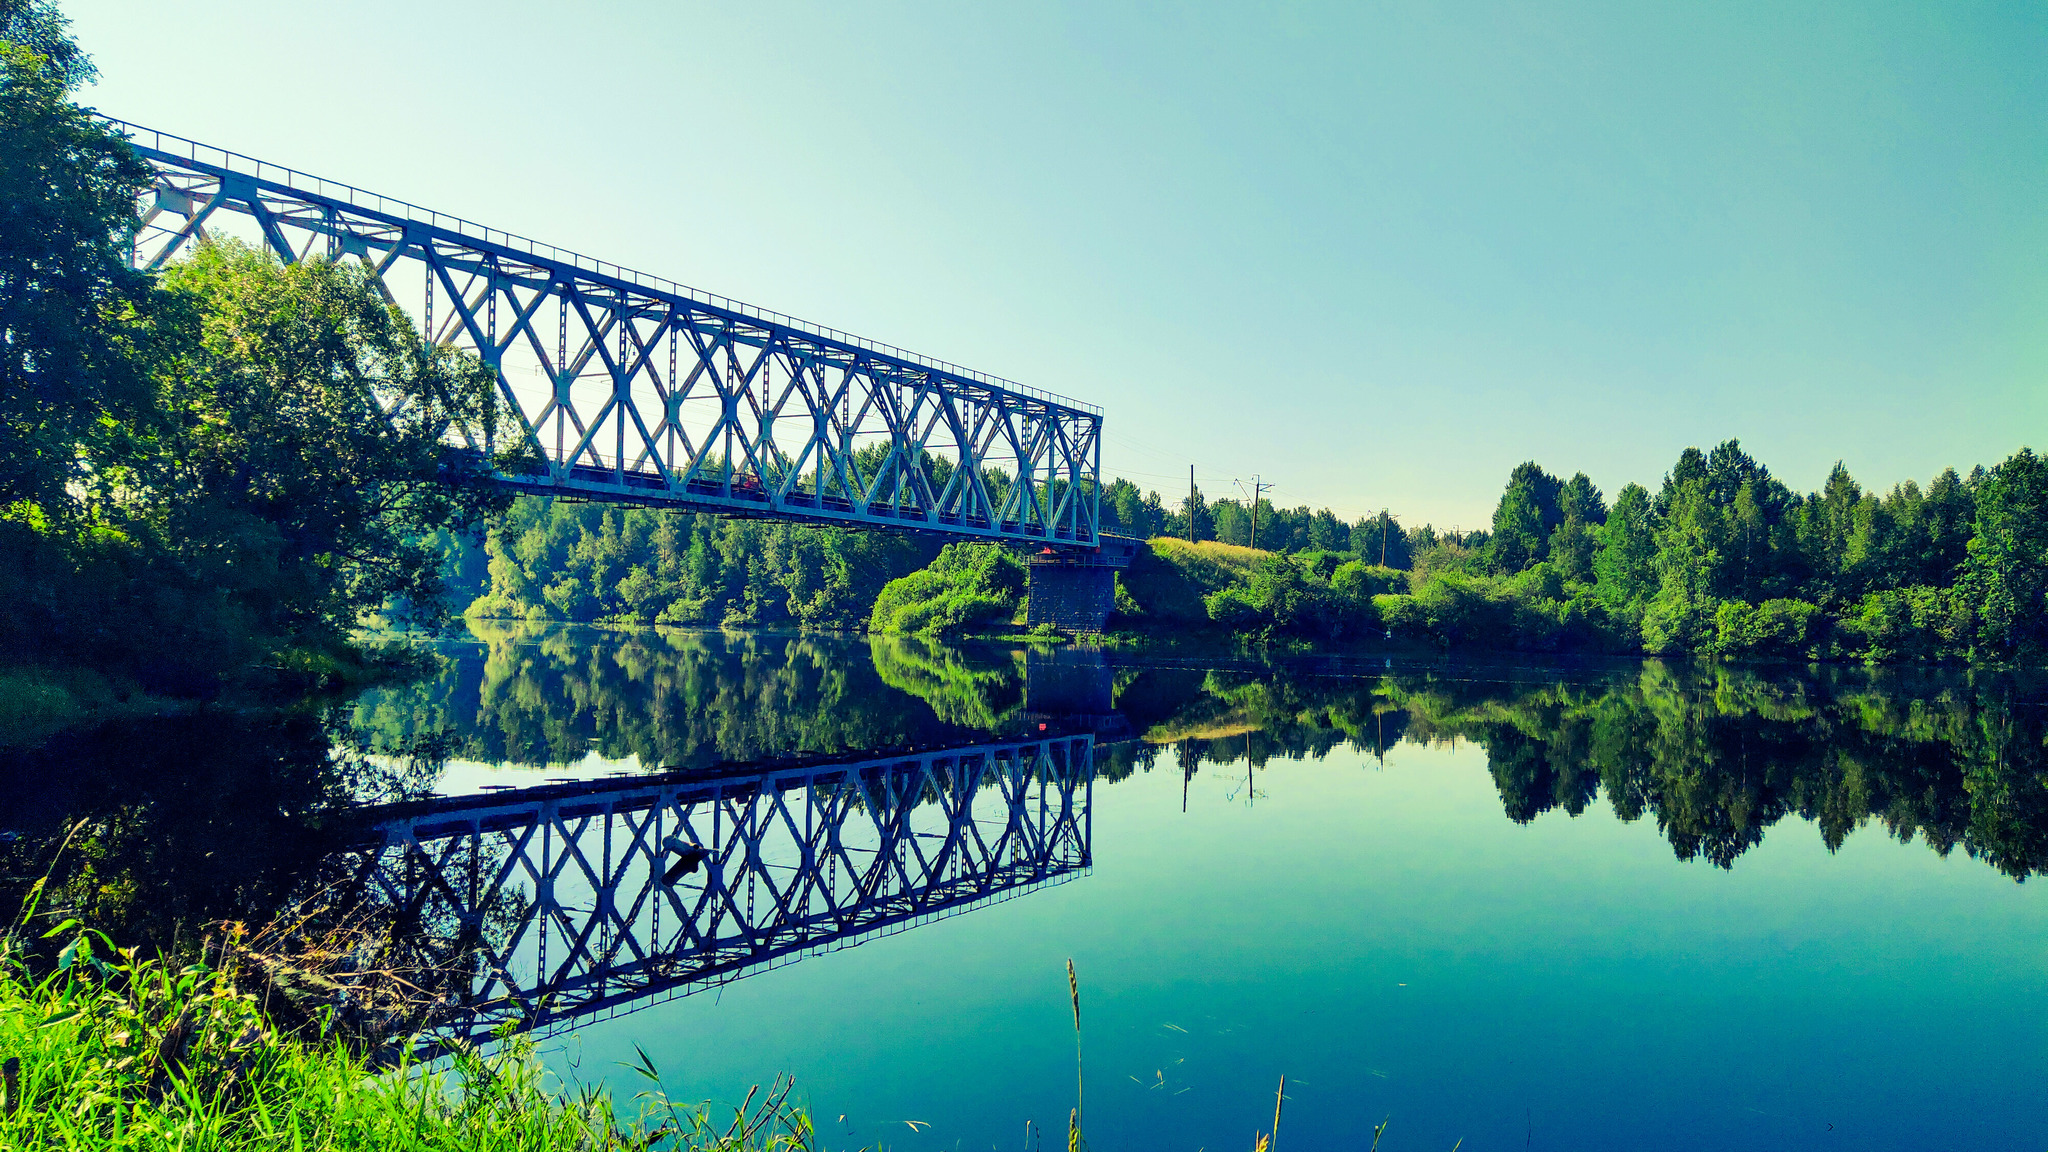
(449, 438, 2047, 664)
(1098, 476, 1422, 558)
(1117, 440, 2048, 663)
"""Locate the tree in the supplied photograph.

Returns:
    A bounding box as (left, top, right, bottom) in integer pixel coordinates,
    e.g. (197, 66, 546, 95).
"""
(0, 39, 156, 513)
(1549, 472, 1607, 583)
(1593, 483, 1657, 608)
(1103, 477, 1147, 537)
(1211, 498, 1252, 546)
(1307, 508, 1348, 552)
(1960, 448, 2048, 656)
(148, 241, 517, 643)
(1, 0, 95, 89)
(1488, 462, 1565, 574)
(1172, 485, 1215, 542)
(1353, 510, 1411, 569)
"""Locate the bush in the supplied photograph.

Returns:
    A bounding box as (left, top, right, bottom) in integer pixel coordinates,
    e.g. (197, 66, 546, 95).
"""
(1374, 572, 1518, 646)
(1833, 587, 1959, 662)
(1204, 556, 1370, 639)
(868, 544, 1027, 635)
(1331, 561, 1409, 599)
(1710, 597, 1822, 658)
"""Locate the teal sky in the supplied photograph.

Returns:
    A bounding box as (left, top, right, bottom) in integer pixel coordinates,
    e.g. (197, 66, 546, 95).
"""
(71, 1, 2047, 527)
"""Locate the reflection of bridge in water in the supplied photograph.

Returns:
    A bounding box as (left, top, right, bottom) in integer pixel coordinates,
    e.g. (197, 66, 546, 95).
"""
(342, 737, 1093, 1051)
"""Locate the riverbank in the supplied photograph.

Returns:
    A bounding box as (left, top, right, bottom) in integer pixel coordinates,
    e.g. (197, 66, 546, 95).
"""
(0, 924, 811, 1150)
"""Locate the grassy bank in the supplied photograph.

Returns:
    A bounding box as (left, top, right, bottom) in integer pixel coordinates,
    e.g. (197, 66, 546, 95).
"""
(0, 925, 811, 1150)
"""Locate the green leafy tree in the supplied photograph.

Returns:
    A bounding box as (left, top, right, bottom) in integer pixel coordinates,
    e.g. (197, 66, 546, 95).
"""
(1489, 484, 1549, 574)
(1960, 448, 2048, 657)
(152, 241, 514, 641)
(1210, 498, 1252, 546)
(1307, 508, 1348, 552)
(1353, 510, 1411, 569)
(0, 0, 93, 88)
(1592, 483, 1657, 608)
(0, 38, 154, 513)
(1547, 472, 1607, 583)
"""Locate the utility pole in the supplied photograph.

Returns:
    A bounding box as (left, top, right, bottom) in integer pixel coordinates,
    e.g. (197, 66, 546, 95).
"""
(1188, 465, 1196, 544)
(1380, 507, 1389, 567)
(1236, 475, 1271, 550)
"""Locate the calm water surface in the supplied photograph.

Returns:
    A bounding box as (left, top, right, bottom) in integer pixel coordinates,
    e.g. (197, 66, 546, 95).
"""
(6, 620, 2046, 1149)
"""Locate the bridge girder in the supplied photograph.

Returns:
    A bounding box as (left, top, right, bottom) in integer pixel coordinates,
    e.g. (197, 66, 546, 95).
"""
(116, 121, 1103, 546)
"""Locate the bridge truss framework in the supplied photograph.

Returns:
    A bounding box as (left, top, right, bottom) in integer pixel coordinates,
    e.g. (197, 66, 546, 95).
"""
(341, 737, 1094, 1050)
(116, 120, 1103, 546)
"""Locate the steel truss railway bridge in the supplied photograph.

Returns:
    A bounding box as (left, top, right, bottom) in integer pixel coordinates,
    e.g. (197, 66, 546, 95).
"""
(339, 737, 1094, 1051)
(115, 121, 1112, 558)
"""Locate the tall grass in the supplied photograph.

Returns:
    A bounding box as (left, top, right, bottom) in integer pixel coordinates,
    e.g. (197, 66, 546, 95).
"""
(1066, 957, 1083, 1152)
(0, 920, 814, 1150)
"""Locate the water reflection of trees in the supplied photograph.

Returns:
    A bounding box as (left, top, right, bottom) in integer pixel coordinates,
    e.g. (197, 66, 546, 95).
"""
(351, 621, 1024, 770)
(16, 635, 2048, 970)
(868, 636, 1025, 729)
(1124, 660, 2048, 878)
(0, 712, 439, 959)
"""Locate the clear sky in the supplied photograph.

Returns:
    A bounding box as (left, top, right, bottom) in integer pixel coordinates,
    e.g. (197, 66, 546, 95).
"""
(69, 1, 2047, 527)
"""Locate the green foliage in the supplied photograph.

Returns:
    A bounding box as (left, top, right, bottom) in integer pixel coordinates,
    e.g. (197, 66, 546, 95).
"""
(1707, 597, 1821, 658)
(0, 43, 517, 689)
(1204, 555, 1372, 638)
(464, 497, 935, 630)
(1592, 483, 1658, 607)
(0, 40, 154, 513)
(1356, 438, 2040, 664)
(1958, 448, 2048, 657)
(1079, 440, 2037, 664)
(0, 928, 812, 1150)
(1330, 561, 1409, 599)
(867, 543, 1026, 635)
(0, 0, 94, 88)
(155, 243, 513, 636)
(1352, 510, 1411, 568)
(1374, 573, 1517, 647)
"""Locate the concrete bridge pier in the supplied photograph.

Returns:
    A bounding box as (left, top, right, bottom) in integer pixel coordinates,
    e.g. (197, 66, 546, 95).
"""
(1024, 536, 1140, 633)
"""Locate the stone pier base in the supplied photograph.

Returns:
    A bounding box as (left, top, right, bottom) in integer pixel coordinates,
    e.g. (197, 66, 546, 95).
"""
(1023, 535, 1140, 633)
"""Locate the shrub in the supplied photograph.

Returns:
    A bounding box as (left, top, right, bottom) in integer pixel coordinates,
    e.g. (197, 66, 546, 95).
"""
(1710, 597, 1822, 658)
(1204, 556, 1370, 639)
(1374, 572, 1517, 646)
(1331, 561, 1409, 598)
(868, 544, 1027, 635)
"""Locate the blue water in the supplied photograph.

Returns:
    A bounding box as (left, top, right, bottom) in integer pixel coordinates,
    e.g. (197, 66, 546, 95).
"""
(22, 622, 2037, 1149)
(534, 719, 2046, 1150)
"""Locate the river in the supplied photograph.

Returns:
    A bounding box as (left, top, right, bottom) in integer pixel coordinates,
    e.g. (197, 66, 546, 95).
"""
(4, 620, 2045, 1149)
